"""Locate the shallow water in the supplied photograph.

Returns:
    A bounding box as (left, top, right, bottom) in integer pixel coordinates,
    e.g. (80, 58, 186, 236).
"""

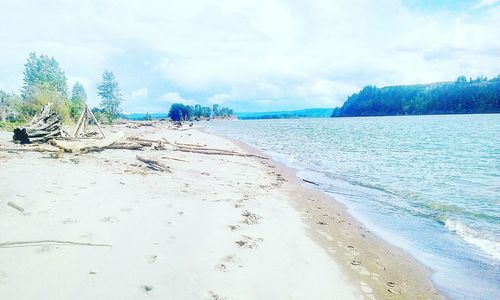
(206, 114, 500, 299)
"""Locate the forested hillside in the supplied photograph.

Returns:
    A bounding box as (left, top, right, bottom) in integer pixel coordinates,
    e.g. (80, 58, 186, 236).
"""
(332, 76, 500, 117)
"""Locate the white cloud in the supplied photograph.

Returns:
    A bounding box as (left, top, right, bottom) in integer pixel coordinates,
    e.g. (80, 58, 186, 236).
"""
(0, 0, 499, 112)
(161, 92, 194, 105)
(474, 0, 500, 9)
(129, 88, 149, 100)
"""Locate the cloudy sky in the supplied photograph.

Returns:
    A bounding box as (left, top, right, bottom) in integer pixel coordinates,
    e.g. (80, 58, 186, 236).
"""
(0, 0, 499, 113)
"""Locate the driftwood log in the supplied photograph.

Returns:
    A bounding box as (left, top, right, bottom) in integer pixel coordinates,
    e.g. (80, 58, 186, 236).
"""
(136, 155, 171, 172)
(173, 146, 268, 159)
(50, 132, 124, 153)
(0, 240, 111, 248)
(13, 103, 63, 144)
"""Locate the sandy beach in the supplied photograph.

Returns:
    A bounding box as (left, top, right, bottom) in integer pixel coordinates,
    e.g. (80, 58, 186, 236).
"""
(0, 122, 440, 299)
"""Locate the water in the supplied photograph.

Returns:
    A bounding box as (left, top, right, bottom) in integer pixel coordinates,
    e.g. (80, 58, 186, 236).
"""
(206, 114, 500, 299)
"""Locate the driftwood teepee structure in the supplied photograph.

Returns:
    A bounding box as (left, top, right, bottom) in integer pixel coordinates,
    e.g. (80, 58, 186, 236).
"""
(73, 103, 105, 139)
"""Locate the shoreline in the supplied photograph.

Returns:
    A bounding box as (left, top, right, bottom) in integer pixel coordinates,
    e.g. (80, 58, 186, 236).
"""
(204, 126, 441, 299)
(0, 122, 440, 299)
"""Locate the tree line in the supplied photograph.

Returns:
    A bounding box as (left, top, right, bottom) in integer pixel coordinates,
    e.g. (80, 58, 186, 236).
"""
(168, 103, 234, 121)
(332, 76, 500, 117)
(0, 52, 122, 127)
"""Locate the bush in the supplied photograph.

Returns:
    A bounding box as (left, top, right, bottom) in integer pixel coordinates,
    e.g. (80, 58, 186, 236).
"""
(20, 84, 71, 123)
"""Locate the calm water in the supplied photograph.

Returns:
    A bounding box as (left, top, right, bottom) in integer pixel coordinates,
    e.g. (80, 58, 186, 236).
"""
(206, 114, 500, 299)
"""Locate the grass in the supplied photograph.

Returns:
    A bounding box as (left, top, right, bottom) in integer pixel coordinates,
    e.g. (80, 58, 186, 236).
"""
(0, 120, 27, 131)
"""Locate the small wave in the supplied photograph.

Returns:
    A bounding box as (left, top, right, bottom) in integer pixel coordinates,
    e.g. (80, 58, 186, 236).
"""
(445, 219, 500, 261)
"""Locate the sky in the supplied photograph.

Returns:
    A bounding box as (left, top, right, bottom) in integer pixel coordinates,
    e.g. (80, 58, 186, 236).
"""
(0, 0, 499, 113)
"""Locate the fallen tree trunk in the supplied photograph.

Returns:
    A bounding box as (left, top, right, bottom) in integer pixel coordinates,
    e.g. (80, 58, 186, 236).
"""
(0, 240, 111, 248)
(173, 147, 268, 159)
(105, 142, 143, 150)
(174, 142, 206, 148)
(13, 103, 63, 144)
(0, 145, 61, 153)
(136, 155, 171, 172)
(50, 132, 124, 153)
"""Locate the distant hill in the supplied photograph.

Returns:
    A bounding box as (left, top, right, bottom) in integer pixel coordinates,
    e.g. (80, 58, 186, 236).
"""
(332, 76, 500, 117)
(237, 108, 334, 120)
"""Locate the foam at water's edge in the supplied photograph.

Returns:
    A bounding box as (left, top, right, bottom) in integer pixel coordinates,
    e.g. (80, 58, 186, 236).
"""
(444, 219, 500, 261)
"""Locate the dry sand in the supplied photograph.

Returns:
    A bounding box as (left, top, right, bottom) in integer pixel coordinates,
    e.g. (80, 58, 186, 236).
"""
(0, 123, 440, 299)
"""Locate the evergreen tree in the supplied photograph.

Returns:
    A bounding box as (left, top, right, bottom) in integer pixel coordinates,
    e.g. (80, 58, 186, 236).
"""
(69, 82, 87, 120)
(97, 70, 122, 122)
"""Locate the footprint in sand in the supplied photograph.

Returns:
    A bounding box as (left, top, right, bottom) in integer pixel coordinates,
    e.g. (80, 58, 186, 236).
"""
(214, 263, 227, 272)
(240, 210, 262, 225)
(100, 216, 118, 223)
(80, 232, 94, 238)
(228, 225, 240, 231)
(140, 285, 154, 293)
(0, 270, 8, 283)
(215, 254, 242, 272)
(62, 218, 77, 224)
(346, 245, 359, 256)
(208, 291, 225, 300)
(146, 255, 158, 264)
(37, 245, 55, 253)
(235, 236, 263, 249)
(121, 207, 133, 213)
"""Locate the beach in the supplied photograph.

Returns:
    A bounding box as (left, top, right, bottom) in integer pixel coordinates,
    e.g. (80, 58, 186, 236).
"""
(0, 122, 439, 299)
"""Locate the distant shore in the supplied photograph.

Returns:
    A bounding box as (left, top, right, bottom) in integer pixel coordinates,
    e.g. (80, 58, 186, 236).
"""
(0, 122, 439, 299)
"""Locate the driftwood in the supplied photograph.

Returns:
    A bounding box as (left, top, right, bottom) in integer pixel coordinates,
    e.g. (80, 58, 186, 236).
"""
(174, 142, 206, 148)
(73, 103, 105, 139)
(128, 136, 168, 144)
(303, 179, 319, 186)
(161, 156, 189, 162)
(0, 145, 61, 153)
(13, 103, 63, 144)
(105, 142, 143, 150)
(50, 132, 124, 153)
(7, 201, 24, 212)
(173, 146, 268, 159)
(136, 155, 171, 172)
(0, 240, 111, 248)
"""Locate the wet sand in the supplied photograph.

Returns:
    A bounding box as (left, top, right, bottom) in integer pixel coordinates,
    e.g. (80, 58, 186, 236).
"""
(0, 122, 440, 299)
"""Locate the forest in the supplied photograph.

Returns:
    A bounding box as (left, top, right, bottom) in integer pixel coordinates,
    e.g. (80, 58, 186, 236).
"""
(331, 76, 500, 117)
(0, 52, 234, 127)
(167, 103, 234, 121)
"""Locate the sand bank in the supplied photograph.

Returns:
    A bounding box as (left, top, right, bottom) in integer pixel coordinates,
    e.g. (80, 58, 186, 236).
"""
(0, 123, 439, 299)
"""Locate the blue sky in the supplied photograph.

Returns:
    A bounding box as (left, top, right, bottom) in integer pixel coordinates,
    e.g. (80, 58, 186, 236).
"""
(0, 0, 499, 113)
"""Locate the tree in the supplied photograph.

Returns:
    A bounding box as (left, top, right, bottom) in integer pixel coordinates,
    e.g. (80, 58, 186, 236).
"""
(193, 104, 203, 118)
(20, 86, 71, 122)
(212, 104, 220, 117)
(18, 53, 72, 122)
(97, 70, 122, 122)
(21, 52, 68, 100)
(201, 106, 211, 118)
(69, 82, 87, 121)
(168, 103, 190, 121)
(0, 90, 21, 122)
(456, 76, 467, 84)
